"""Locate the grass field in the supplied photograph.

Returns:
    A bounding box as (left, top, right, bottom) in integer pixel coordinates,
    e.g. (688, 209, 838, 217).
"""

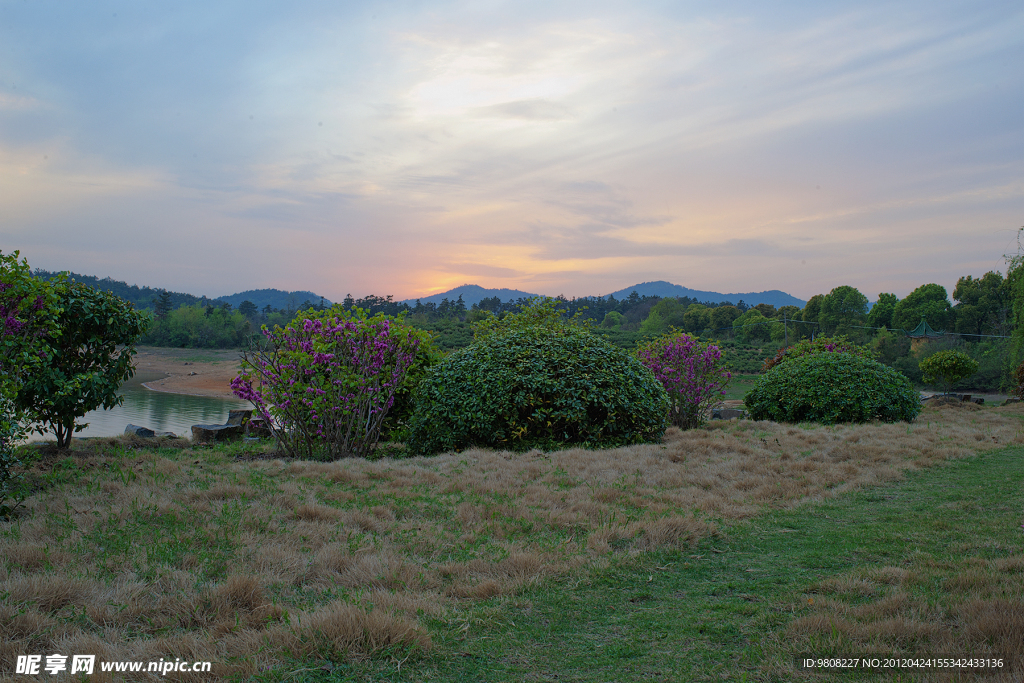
(1, 402, 1022, 681)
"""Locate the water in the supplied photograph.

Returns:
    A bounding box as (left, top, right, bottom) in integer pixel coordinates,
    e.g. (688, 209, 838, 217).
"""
(28, 371, 250, 441)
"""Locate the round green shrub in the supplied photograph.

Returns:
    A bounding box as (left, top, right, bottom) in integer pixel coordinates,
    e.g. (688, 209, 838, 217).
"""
(745, 353, 920, 424)
(407, 326, 669, 455)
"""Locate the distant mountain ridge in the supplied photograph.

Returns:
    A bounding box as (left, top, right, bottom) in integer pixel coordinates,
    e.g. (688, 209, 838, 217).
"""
(215, 289, 332, 311)
(401, 284, 541, 307)
(603, 281, 807, 308)
(30, 269, 333, 312)
(406, 281, 806, 309)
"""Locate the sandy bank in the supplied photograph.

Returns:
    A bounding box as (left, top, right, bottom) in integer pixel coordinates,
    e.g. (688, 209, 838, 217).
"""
(133, 346, 243, 399)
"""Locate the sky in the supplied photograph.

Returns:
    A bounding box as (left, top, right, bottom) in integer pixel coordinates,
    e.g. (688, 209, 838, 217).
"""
(1, 0, 1022, 303)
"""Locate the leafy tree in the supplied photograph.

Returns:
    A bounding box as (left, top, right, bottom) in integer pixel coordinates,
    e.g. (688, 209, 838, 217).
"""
(238, 300, 258, 319)
(753, 303, 776, 318)
(869, 326, 911, 366)
(919, 350, 979, 395)
(682, 304, 711, 334)
(153, 290, 173, 320)
(953, 272, 1008, 337)
(601, 310, 625, 329)
(640, 298, 688, 337)
(818, 285, 868, 337)
(867, 293, 898, 331)
(801, 294, 824, 327)
(892, 283, 953, 332)
(732, 309, 770, 343)
(1, 251, 59, 513)
(710, 305, 741, 334)
(16, 281, 149, 448)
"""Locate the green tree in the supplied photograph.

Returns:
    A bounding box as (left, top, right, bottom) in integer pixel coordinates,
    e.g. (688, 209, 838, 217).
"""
(801, 294, 824, 336)
(919, 350, 979, 395)
(818, 286, 868, 337)
(732, 309, 771, 343)
(153, 290, 173, 320)
(710, 305, 741, 334)
(892, 284, 954, 332)
(1, 251, 60, 513)
(238, 299, 258, 319)
(682, 304, 711, 334)
(601, 310, 625, 329)
(867, 293, 898, 331)
(16, 281, 149, 447)
(953, 272, 1008, 337)
(639, 298, 687, 337)
(639, 307, 666, 337)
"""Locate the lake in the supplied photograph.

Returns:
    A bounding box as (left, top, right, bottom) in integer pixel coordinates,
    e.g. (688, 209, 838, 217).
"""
(27, 371, 250, 441)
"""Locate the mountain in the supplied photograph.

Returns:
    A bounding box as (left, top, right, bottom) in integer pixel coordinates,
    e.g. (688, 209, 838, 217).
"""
(402, 284, 541, 307)
(604, 281, 807, 308)
(215, 289, 332, 311)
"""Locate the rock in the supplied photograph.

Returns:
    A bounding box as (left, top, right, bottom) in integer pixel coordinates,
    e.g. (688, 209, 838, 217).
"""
(960, 394, 972, 403)
(156, 431, 177, 438)
(973, 398, 984, 405)
(125, 424, 155, 438)
(191, 424, 244, 443)
(227, 409, 253, 426)
(1004, 398, 1021, 406)
(712, 408, 746, 420)
(246, 417, 273, 438)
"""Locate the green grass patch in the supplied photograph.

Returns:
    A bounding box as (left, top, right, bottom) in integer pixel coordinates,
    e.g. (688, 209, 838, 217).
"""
(274, 445, 1024, 682)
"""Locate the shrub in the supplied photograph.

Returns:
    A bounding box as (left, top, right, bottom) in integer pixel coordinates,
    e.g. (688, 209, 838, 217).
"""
(407, 325, 669, 456)
(636, 332, 731, 429)
(746, 353, 920, 425)
(232, 308, 427, 460)
(919, 350, 979, 395)
(761, 335, 873, 373)
(1012, 361, 1024, 399)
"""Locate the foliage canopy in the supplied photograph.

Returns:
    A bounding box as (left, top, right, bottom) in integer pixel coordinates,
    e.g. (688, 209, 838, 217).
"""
(918, 350, 979, 395)
(15, 280, 149, 448)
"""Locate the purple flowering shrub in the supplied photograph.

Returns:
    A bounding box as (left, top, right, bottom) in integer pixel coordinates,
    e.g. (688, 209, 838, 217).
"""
(231, 307, 423, 460)
(761, 335, 874, 373)
(635, 332, 731, 430)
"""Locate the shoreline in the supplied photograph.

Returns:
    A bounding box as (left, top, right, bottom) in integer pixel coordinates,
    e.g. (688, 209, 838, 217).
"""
(132, 346, 243, 400)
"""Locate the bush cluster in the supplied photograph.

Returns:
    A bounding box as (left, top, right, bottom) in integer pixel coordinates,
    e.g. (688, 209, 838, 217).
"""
(746, 353, 920, 425)
(407, 324, 669, 455)
(761, 335, 874, 373)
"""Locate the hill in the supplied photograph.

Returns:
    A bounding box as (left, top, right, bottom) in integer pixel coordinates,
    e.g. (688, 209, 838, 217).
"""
(402, 284, 541, 307)
(215, 289, 332, 311)
(405, 282, 806, 309)
(604, 281, 806, 308)
(31, 269, 206, 311)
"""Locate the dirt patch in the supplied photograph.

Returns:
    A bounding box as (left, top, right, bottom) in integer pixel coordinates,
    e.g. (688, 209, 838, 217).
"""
(132, 346, 243, 399)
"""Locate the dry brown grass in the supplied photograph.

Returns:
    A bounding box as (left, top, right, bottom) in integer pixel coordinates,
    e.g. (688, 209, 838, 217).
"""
(1, 402, 1021, 679)
(781, 558, 1024, 681)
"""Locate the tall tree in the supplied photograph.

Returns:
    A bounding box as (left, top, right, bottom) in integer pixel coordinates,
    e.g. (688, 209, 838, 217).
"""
(867, 293, 898, 330)
(818, 286, 869, 336)
(953, 272, 1008, 337)
(892, 283, 954, 332)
